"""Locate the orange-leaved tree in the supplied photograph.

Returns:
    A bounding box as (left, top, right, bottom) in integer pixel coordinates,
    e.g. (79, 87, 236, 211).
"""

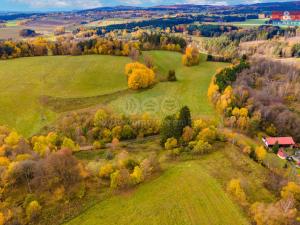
(125, 62, 155, 90)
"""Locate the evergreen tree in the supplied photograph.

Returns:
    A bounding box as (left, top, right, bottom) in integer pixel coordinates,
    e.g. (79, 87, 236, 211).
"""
(178, 106, 192, 134)
(160, 115, 181, 146)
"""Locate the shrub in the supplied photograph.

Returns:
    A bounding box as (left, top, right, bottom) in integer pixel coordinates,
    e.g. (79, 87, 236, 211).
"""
(167, 70, 177, 81)
(23, 194, 37, 209)
(99, 163, 114, 179)
(104, 150, 114, 160)
(110, 168, 131, 189)
(94, 109, 108, 127)
(112, 126, 122, 139)
(62, 137, 79, 152)
(164, 138, 178, 150)
(130, 166, 144, 185)
(140, 154, 160, 178)
(182, 126, 194, 143)
(121, 125, 135, 140)
(86, 161, 103, 176)
(124, 158, 139, 171)
(192, 140, 212, 155)
(93, 140, 105, 150)
(26, 201, 41, 221)
(4, 131, 20, 146)
(197, 126, 218, 144)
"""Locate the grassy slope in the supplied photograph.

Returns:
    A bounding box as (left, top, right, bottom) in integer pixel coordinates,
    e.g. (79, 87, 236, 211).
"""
(65, 140, 276, 225)
(66, 160, 250, 225)
(0, 51, 226, 136)
(231, 19, 269, 27)
(0, 55, 129, 136)
(109, 51, 227, 118)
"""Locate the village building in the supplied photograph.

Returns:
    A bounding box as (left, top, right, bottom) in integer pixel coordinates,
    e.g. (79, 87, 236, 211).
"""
(262, 137, 295, 149)
(271, 11, 300, 26)
(258, 13, 266, 19)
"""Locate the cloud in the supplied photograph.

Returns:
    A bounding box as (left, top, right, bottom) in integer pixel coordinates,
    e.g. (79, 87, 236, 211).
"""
(12, 0, 102, 9)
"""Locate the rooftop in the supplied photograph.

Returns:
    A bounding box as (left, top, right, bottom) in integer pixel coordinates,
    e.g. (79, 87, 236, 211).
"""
(264, 137, 295, 146)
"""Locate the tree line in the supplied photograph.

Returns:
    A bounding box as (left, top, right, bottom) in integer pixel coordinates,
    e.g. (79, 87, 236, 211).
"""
(0, 31, 187, 60)
(208, 57, 300, 142)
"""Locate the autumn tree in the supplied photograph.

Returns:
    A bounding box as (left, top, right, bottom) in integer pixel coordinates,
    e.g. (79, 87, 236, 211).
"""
(227, 179, 247, 205)
(182, 46, 200, 66)
(255, 146, 267, 162)
(62, 137, 79, 152)
(125, 62, 155, 90)
(130, 166, 144, 185)
(94, 109, 108, 128)
(250, 197, 297, 225)
(0, 213, 4, 225)
(26, 200, 41, 222)
(110, 168, 131, 189)
(99, 163, 114, 179)
(281, 182, 300, 207)
(197, 126, 218, 144)
(34, 149, 82, 191)
(182, 126, 194, 143)
(164, 138, 178, 150)
(192, 140, 212, 155)
(4, 131, 20, 147)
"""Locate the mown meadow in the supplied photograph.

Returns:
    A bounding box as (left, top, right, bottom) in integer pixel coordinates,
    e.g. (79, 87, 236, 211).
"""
(65, 140, 275, 225)
(0, 51, 227, 137)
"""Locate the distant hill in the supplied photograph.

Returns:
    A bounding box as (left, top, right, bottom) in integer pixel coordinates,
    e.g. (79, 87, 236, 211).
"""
(83, 1, 300, 13)
(80, 5, 143, 12)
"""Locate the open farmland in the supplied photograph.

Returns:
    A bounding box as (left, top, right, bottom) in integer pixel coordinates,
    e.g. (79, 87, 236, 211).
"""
(65, 160, 250, 225)
(0, 51, 226, 137)
(108, 51, 227, 118)
(65, 143, 275, 225)
(0, 55, 130, 136)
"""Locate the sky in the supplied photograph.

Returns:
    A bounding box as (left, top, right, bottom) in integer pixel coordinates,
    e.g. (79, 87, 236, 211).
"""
(0, 0, 297, 12)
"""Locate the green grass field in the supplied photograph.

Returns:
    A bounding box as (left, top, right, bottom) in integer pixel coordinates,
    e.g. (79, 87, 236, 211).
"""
(0, 55, 130, 136)
(0, 51, 226, 136)
(231, 19, 269, 27)
(109, 51, 226, 118)
(65, 160, 250, 225)
(64, 141, 276, 225)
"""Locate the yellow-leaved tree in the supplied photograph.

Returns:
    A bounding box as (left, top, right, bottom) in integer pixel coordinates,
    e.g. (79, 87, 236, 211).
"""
(182, 46, 200, 66)
(227, 178, 247, 205)
(255, 146, 267, 162)
(125, 62, 155, 90)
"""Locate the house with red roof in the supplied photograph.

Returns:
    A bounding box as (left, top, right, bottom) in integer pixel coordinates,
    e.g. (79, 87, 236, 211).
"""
(277, 148, 288, 159)
(272, 11, 300, 21)
(262, 137, 295, 149)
